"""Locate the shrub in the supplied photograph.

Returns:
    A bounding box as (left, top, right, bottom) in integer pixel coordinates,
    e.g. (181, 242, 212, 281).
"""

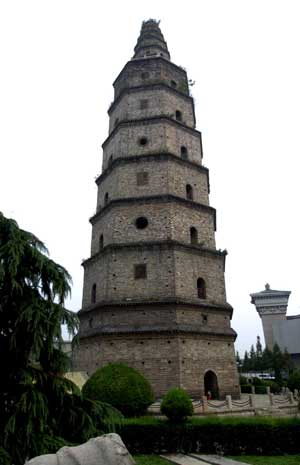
(287, 370, 300, 391)
(265, 380, 281, 394)
(241, 384, 252, 393)
(82, 363, 154, 417)
(255, 385, 267, 394)
(117, 416, 300, 455)
(239, 375, 248, 385)
(160, 388, 193, 422)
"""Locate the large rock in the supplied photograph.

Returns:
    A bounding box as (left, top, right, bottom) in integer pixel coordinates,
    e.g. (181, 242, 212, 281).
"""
(25, 433, 135, 465)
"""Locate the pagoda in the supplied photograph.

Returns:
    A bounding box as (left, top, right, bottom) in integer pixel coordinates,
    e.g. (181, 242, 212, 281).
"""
(74, 20, 240, 399)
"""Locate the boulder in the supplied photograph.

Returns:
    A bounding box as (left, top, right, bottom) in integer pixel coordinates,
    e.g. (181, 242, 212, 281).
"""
(25, 433, 135, 465)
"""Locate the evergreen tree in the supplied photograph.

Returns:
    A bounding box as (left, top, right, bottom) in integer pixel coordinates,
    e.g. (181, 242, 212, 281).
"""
(235, 351, 242, 372)
(249, 344, 256, 371)
(0, 213, 121, 464)
(242, 350, 250, 372)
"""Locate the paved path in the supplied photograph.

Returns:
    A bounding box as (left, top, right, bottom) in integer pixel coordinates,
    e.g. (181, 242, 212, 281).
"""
(161, 453, 249, 465)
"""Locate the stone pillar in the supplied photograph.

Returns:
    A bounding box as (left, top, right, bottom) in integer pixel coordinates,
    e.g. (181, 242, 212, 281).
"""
(251, 385, 255, 394)
(288, 392, 294, 404)
(266, 386, 271, 395)
(202, 395, 208, 413)
(269, 393, 274, 406)
(226, 395, 232, 410)
(249, 394, 256, 408)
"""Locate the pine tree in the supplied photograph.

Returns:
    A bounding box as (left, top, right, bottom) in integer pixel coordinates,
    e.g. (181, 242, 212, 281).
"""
(235, 351, 242, 372)
(242, 350, 250, 372)
(0, 213, 121, 464)
(249, 344, 256, 371)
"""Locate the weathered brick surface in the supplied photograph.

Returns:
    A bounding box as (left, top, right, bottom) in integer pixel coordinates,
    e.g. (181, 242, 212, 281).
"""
(90, 201, 215, 255)
(75, 22, 240, 399)
(82, 245, 225, 308)
(113, 57, 188, 100)
(96, 158, 209, 211)
(73, 331, 239, 398)
(109, 87, 195, 133)
(102, 119, 202, 170)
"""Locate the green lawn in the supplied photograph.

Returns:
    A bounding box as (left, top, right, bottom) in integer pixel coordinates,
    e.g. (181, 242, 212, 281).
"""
(133, 455, 172, 465)
(230, 456, 300, 465)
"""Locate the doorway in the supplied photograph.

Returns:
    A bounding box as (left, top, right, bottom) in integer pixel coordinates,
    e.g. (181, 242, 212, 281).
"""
(204, 370, 219, 399)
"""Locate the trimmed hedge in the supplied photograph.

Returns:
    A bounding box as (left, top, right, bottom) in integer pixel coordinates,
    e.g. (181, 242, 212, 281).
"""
(82, 363, 154, 417)
(117, 417, 300, 455)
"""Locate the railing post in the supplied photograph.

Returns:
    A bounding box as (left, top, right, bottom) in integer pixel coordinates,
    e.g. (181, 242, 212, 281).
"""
(202, 395, 208, 413)
(249, 394, 256, 408)
(294, 389, 299, 400)
(226, 395, 232, 410)
(269, 393, 274, 406)
(288, 392, 294, 404)
(266, 386, 271, 395)
(251, 385, 255, 394)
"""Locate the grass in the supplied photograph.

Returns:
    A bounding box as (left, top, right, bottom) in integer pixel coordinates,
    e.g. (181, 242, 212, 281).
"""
(229, 456, 300, 465)
(133, 455, 172, 465)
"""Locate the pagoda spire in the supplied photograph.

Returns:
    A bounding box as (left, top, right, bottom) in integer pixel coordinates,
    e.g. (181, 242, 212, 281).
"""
(133, 19, 170, 60)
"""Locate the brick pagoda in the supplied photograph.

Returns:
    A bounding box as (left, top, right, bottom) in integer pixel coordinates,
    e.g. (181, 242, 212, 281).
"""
(73, 20, 240, 399)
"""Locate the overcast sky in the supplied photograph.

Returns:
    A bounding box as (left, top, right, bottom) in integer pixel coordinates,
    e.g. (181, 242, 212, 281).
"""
(1, 0, 300, 355)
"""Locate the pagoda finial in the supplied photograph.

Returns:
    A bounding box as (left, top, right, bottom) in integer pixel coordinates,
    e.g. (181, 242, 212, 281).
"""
(133, 19, 170, 61)
(265, 283, 270, 290)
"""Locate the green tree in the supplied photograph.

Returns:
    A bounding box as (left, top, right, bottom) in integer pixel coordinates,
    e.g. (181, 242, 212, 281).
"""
(0, 213, 121, 464)
(235, 351, 242, 372)
(242, 350, 250, 372)
(249, 344, 256, 371)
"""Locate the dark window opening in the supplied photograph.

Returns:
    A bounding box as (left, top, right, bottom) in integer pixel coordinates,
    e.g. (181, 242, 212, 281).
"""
(134, 264, 147, 279)
(140, 99, 149, 110)
(99, 234, 104, 251)
(186, 184, 193, 200)
(104, 192, 109, 205)
(171, 80, 177, 88)
(176, 110, 182, 121)
(139, 137, 148, 146)
(197, 278, 206, 299)
(137, 171, 149, 186)
(135, 217, 148, 229)
(141, 72, 149, 79)
(89, 317, 93, 328)
(190, 227, 198, 244)
(91, 284, 96, 304)
(181, 146, 188, 159)
(202, 314, 208, 325)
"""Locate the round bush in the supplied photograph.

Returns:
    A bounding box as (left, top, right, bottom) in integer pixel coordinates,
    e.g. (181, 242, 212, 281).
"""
(82, 363, 154, 417)
(160, 388, 193, 422)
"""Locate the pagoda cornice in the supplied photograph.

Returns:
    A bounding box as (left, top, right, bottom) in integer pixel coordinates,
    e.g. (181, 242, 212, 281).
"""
(82, 240, 225, 268)
(79, 297, 232, 315)
(95, 152, 209, 191)
(89, 194, 216, 228)
(78, 324, 236, 340)
(108, 82, 195, 115)
(113, 56, 187, 87)
(102, 115, 201, 149)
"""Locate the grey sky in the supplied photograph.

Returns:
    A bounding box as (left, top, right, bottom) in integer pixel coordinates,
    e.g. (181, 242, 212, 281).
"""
(1, 0, 300, 355)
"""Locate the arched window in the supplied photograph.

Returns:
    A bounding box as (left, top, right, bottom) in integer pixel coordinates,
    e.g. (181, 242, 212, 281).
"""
(176, 110, 182, 121)
(190, 227, 198, 245)
(186, 184, 193, 200)
(91, 284, 96, 304)
(181, 146, 188, 159)
(197, 278, 206, 299)
(104, 192, 109, 206)
(99, 234, 104, 251)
